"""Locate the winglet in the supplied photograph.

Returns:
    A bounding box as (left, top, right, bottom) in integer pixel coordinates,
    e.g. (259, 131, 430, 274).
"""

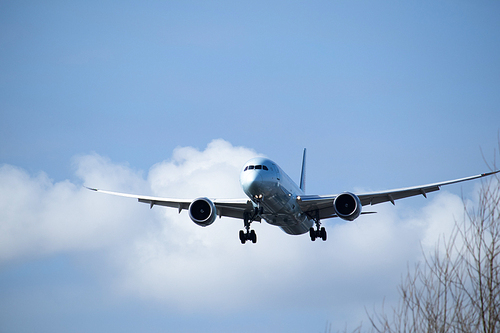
(481, 170, 500, 177)
(299, 148, 306, 192)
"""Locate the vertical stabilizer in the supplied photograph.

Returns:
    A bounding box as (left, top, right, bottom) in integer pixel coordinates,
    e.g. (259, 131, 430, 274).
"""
(299, 148, 306, 192)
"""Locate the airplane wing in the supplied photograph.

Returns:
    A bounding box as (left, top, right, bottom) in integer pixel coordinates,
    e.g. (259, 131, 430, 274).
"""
(86, 187, 255, 220)
(297, 170, 500, 220)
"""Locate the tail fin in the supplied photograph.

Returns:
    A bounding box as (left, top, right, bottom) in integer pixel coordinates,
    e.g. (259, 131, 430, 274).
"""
(299, 148, 306, 192)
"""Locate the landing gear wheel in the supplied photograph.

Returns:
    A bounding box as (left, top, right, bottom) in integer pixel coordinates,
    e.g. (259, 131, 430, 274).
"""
(239, 229, 257, 244)
(320, 227, 327, 241)
(309, 227, 316, 241)
(250, 230, 257, 243)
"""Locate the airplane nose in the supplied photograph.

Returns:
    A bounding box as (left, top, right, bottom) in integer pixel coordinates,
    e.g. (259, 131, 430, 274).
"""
(240, 170, 264, 197)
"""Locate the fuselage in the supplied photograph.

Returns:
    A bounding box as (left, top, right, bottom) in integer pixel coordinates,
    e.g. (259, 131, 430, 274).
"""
(239, 157, 314, 235)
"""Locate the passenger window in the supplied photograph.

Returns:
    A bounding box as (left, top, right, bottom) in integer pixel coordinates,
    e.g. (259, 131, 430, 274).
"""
(249, 165, 254, 170)
(263, 165, 268, 170)
(255, 165, 262, 169)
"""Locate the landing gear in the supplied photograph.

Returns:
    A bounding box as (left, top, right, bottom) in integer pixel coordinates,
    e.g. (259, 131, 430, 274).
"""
(240, 229, 257, 244)
(239, 207, 261, 244)
(309, 212, 327, 241)
(309, 226, 327, 241)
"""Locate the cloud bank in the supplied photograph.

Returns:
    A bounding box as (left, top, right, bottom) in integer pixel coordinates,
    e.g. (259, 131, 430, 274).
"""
(0, 139, 478, 325)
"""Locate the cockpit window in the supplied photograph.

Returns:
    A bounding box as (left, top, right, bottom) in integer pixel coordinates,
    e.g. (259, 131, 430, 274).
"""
(244, 165, 269, 171)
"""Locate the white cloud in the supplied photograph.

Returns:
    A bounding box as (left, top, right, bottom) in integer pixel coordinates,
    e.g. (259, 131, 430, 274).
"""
(0, 139, 480, 329)
(148, 139, 258, 198)
(0, 154, 147, 261)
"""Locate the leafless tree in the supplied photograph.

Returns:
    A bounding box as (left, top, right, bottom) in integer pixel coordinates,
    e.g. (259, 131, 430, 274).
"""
(367, 171, 500, 333)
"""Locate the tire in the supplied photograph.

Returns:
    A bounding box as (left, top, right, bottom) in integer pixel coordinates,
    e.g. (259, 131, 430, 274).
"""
(239, 230, 246, 244)
(320, 227, 327, 241)
(309, 228, 316, 241)
(250, 230, 257, 243)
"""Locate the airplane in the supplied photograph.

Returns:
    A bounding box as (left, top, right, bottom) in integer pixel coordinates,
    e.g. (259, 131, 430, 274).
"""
(87, 149, 499, 244)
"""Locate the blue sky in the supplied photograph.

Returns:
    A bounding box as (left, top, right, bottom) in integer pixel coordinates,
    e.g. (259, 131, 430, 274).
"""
(1, 1, 499, 332)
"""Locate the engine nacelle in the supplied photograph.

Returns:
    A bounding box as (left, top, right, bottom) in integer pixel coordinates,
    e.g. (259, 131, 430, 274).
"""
(333, 192, 362, 221)
(189, 197, 217, 227)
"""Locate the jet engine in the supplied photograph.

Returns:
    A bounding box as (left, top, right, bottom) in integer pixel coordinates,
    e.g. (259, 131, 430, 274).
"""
(333, 192, 362, 221)
(189, 197, 217, 226)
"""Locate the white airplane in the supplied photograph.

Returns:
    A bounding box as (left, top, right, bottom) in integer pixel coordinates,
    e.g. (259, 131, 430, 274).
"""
(88, 150, 499, 244)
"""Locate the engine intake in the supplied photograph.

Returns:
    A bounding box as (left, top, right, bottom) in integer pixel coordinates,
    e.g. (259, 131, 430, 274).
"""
(333, 192, 362, 221)
(189, 197, 217, 227)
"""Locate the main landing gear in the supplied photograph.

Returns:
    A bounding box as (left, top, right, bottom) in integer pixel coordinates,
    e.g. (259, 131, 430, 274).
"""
(239, 207, 262, 244)
(239, 229, 256, 244)
(309, 226, 327, 241)
(309, 212, 327, 241)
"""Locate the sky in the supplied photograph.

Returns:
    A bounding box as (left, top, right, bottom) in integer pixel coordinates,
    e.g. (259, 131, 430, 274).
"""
(1, 1, 500, 332)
